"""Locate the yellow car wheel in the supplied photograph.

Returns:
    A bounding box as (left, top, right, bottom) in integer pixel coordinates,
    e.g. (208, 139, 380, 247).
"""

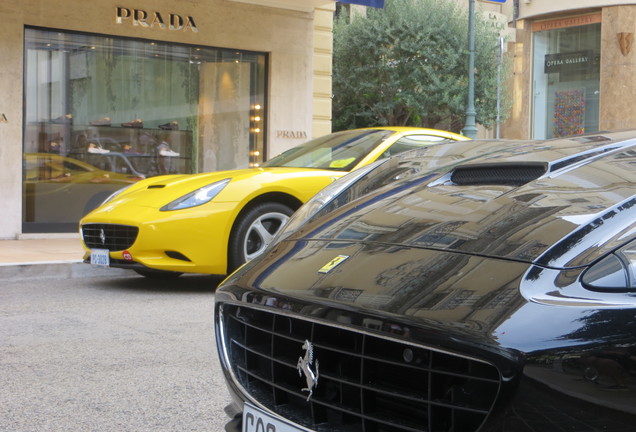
(229, 202, 294, 271)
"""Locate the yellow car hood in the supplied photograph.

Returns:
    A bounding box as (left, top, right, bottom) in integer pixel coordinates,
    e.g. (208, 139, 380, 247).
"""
(97, 166, 341, 210)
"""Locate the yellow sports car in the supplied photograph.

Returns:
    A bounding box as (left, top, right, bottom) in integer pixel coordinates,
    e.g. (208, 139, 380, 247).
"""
(79, 127, 467, 277)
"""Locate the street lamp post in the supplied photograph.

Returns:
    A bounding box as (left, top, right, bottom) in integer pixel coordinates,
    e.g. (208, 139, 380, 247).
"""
(462, 0, 478, 139)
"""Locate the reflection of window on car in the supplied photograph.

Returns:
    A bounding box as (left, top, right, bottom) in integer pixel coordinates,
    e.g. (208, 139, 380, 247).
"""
(382, 135, 454, 158)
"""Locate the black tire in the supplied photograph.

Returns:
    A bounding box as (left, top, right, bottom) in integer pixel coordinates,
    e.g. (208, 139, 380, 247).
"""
(228, 202, 294, 272)
(133, 268, 183, 279)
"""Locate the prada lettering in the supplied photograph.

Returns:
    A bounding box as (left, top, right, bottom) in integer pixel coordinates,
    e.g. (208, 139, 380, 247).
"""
(276, 130, 308, 139)
(116, 7, 198, 33)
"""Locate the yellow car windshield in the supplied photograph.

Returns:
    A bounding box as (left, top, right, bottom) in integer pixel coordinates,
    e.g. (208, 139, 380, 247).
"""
(263, 129, 394, 171)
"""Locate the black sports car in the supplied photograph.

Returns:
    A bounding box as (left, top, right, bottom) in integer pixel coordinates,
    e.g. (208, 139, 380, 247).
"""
(214, 130, 636, 432)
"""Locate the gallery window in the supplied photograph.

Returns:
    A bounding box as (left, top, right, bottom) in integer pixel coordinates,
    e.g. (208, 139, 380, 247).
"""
(531, 20, 600, 139)
(23, 27, 267, 232)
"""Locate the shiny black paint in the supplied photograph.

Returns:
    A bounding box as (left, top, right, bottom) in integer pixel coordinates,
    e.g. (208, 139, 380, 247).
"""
(215, 132, 636, 431)
(217, 258, 636, 430)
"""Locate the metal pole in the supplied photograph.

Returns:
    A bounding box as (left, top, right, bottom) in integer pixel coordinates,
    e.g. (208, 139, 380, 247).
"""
(496, 36, 503, 139)
(462, 0, 478, 139)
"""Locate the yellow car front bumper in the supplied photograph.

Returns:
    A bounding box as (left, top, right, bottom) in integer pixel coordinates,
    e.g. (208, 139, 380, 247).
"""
(81, 201, 240, 275)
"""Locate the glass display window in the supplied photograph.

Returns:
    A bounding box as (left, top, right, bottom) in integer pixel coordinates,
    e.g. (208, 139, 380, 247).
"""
(23, 27, 267, 232)
(531, 22, 600, 139)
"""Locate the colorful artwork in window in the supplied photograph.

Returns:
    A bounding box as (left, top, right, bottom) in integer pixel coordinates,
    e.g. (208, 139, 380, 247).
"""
(553, 89, 585, 137)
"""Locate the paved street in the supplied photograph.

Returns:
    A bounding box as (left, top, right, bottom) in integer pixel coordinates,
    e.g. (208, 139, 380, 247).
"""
(0, 269, 232, 431)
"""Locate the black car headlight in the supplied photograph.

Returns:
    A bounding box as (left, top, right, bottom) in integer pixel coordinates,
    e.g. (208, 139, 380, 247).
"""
(160, 178, 231, 211)
(582, 239, 636, 291)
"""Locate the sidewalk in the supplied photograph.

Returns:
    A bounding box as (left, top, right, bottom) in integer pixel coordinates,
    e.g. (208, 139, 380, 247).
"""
(0, 237, 83, 266)
(0, 236, 128, 280)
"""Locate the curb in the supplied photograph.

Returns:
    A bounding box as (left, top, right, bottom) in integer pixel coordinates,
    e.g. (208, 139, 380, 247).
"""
(0, 261, 132, 281)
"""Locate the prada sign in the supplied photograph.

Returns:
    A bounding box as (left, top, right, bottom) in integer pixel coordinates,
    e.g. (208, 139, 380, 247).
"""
(116, 7, 198, 33)
(276, 130, 308, 139)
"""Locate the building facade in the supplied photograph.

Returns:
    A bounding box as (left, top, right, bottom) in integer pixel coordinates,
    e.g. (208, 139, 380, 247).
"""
(0, 0, 335, 238)
(4, 0, 636, 239)
(499, 0, 636, 139)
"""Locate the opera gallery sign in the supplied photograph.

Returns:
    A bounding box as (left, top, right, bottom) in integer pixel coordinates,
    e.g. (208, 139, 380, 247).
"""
(116, 7, 198, 33)
(544, 51, 598, 74)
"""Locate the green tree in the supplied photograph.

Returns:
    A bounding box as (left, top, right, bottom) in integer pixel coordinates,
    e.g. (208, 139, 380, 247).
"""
(333, 0, 507, 133)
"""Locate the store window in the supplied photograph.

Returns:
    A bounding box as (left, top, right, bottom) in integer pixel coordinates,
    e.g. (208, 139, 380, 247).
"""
(531, 21, 600, 139)
(23, 28, 266, 232)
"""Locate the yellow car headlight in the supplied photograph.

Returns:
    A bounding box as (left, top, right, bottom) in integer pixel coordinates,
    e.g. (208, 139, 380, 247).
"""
(160, 178, 231, 211)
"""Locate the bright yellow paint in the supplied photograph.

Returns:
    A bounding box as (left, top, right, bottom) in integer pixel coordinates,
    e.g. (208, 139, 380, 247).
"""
(318, 255, 350, 274)
(80, 127, 468, 275)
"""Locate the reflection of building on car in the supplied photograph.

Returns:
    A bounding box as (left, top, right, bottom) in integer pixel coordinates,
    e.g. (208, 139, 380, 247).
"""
(79, 127, 468, 278)
(214, 130, 636, 432)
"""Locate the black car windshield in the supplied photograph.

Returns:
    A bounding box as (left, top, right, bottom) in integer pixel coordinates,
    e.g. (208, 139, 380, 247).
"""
(263, 129, 395, 171)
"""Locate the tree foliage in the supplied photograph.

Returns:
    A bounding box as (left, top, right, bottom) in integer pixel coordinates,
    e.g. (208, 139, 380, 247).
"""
(333, 0, 507, 133)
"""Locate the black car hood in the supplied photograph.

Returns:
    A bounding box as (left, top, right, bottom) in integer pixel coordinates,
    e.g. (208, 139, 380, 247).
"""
(222, 213, 635, 356)
(289, 136, 636, 270)
(220, 132, 636, 349)
(216, 133, 636, 432)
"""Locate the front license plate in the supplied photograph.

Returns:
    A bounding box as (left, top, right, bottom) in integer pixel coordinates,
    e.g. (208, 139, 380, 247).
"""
(90, 249, 110, 267)
(243, 402, 307, 432)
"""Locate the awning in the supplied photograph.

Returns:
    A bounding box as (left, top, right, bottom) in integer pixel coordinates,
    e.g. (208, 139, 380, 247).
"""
(339, 0, 385, 8)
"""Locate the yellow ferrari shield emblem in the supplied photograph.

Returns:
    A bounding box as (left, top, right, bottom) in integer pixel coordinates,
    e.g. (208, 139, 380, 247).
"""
(318, 255, 350, 274)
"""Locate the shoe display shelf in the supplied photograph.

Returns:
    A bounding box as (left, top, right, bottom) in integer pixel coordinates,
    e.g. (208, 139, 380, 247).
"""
(25, 122, 192, 178)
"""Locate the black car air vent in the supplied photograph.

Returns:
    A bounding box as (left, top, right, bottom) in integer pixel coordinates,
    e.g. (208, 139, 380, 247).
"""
(450, 162, 547, 187)
(147, 185, 166, 189)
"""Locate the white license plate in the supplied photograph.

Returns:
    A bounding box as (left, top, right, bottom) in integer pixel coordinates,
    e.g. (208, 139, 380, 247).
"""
(90, 249, 110, 267)
(243, 402, 307, 432)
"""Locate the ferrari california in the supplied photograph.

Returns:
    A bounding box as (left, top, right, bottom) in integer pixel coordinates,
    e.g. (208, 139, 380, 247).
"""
(79, 127, 466, 277)
(215, 130, 636, 432)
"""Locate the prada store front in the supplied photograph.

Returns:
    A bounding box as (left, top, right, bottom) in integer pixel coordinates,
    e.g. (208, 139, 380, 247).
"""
(0, 0, 335, 236)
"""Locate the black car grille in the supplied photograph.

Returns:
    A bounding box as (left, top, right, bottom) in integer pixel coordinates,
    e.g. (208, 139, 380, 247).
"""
(81, 223, 139, 251)
(220, 304, 501, 432)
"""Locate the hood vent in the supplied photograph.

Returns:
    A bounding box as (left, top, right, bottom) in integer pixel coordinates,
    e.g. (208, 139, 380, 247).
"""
(147, 185, 166, 189)
(450, 162, 547, 187)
